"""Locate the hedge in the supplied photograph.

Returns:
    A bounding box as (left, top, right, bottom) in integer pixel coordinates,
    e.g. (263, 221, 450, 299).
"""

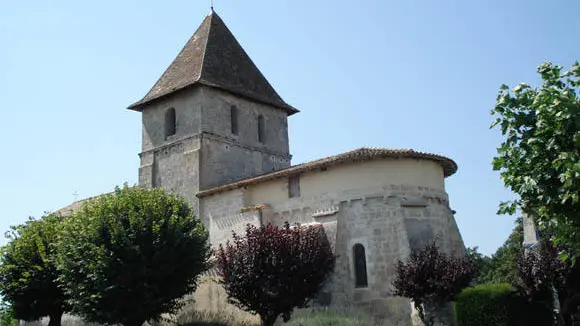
(455, 283, 554, 326)
(455, 283, 513, 326)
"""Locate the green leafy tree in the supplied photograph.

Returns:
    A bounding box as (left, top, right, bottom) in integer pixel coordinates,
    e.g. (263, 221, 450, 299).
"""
(0, 303, 18, 326)
(491, 61, 580, 262)
(479, 218, 524, 285)
(216, 222, 335, 326)
(465, 246, 491, 284)
(56, 185, 211, 326)
(0, 214, 67, 326)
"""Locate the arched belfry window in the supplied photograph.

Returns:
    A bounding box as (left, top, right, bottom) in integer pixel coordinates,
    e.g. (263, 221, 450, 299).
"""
(353, 244, 368, 288)
(257, 114, 265, 143)
(165, 108, 176, 139)
(230, 105, 239, 135)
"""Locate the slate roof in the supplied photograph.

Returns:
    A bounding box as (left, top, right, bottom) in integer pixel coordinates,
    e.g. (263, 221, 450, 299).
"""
(196, 147, 458, 197)
(127, 10, 298, 114)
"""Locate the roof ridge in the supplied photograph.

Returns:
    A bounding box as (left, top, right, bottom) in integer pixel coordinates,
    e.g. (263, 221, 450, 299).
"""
(197, 12, 214, 86)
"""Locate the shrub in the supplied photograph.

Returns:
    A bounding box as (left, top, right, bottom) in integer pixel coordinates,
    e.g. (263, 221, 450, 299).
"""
(455, 283, 554, 326)
(455, 283, 513, 326)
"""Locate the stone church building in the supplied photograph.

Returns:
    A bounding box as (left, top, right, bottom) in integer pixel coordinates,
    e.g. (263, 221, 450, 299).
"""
(58, 9, 465, 325)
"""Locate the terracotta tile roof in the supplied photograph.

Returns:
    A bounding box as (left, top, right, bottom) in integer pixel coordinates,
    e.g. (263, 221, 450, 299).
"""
(55, 193, 110, 216)
(127, 10, 298, 115)
(196, 147, 458, 198)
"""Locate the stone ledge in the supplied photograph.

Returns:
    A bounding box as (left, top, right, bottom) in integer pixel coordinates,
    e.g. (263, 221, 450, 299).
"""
(312, 206, 339, 218)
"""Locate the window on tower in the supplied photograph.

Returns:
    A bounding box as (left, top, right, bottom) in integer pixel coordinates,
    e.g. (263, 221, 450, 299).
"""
(165, 107, 176, 139)
(231, 105, 239, 135)
(258, 114, 265, 143)
(353, 243, 368, 288)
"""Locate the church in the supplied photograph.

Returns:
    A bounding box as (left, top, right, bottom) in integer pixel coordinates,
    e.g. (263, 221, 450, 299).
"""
(60, 9, 465, 325)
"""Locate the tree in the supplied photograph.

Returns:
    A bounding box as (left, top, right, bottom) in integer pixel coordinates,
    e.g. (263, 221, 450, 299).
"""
(491, 61, 580, 263)
(516, 240, 566, 304)
(215, 222, 335, 326)
(56, 185, 211, 326)
(392, 240, 475, 326)
(464, 246, 491, 284)
(480, 217, 580, 323)
(0, 214, 67, 326)
(0, 303, 18, 326)
(480, 217, 524, 285)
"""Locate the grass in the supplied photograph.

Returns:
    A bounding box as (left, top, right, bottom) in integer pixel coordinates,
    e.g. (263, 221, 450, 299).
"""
(20, 308, 407, 326)
(173, 307, 407, 326)
(173, 306, 259, 326)
(283, 308, 404, 326)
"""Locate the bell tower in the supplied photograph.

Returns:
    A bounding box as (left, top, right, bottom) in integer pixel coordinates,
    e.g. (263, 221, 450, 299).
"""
(127, 10, 298, 215)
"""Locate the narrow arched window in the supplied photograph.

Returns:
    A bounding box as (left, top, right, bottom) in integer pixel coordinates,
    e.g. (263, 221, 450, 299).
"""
(165, 108, 176, 138)
(230, 105, 239, 135)
(353, 244, 368, 288)
(257, 114, 265, 143)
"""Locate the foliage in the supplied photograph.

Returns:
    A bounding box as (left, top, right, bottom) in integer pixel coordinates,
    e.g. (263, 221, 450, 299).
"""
(491, 61, 580, 262)
(455, 283, 514, 326)
(464, 246, 491, 284)
(0, 213, 67, 326)
(476, 216, 580, 323)
(515, 240, 566, 303)
(56, 185, 211, 326)
(391, 240, 475, 326)
(477, 218, 524, 285)
(0, 303, 17, 326)
(455, 283, 554, 326)
(558, 262, 580, 325)
(215, 222, 335, 326)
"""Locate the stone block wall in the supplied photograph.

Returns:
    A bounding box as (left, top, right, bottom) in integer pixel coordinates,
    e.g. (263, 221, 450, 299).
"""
(139, 135, 202, 214)
(199, 134, 290, 190)
(196, 158, 464, 325)
(137, 85, 292, 216)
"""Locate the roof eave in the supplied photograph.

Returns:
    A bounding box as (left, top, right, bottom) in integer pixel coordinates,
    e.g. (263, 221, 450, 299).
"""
(126, 82, 299, 115)
(196, 149, 458, 198)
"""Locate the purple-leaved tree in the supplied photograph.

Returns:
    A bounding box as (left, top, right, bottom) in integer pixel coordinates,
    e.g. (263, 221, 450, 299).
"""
(392, 240, 475, 326)
(216, 222, 335, 326)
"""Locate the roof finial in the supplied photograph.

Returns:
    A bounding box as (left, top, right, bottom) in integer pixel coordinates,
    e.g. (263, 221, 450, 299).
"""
(210, 0, 214, 12)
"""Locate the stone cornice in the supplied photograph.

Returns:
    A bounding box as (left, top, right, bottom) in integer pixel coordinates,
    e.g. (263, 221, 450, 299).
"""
(139, 132, 292, 159)
(139, 134, 201, 157)
(201, 131, 292, 159)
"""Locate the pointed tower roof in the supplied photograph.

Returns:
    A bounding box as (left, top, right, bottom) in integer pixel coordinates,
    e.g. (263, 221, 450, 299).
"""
(127, 11, 298, 114)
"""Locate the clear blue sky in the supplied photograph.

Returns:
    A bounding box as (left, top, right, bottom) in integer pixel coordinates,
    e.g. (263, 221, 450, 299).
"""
(1, 1, 578, 255)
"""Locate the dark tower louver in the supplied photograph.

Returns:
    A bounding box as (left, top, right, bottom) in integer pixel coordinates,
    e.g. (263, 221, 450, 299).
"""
(127, 10, 298, 115)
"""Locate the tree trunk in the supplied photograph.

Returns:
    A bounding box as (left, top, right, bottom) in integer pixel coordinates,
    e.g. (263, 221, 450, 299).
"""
(47, 310, 63, 326)
(261, 314, 277, 326)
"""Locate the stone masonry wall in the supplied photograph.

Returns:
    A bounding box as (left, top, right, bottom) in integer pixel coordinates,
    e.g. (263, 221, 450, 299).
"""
(139, 135, 201, 214)
(199, 134, 291, 190)
(138, 85, 292, 215)
(197, 159, 464, 325)
(197, 86, 291, 189)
